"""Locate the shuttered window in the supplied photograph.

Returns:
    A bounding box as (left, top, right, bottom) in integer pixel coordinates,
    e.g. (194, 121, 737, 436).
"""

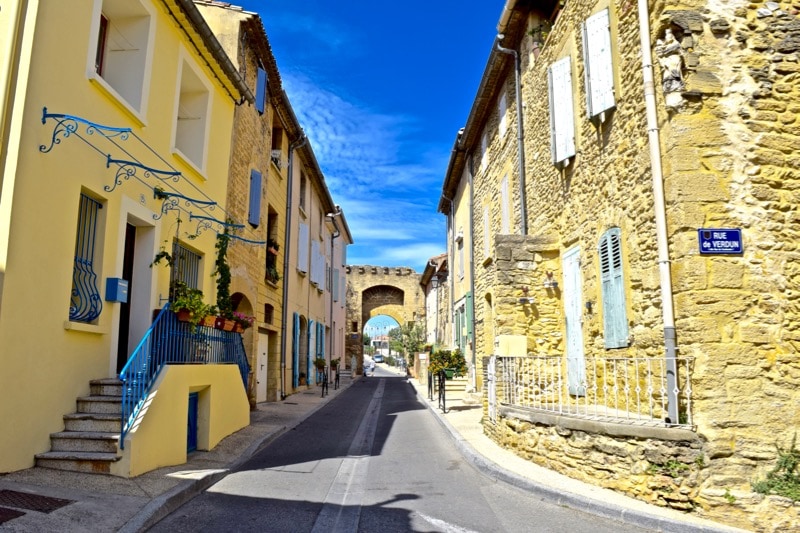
(548, 56, 576, 164)
(582, 9, 615, 118)
(599, 227, 629, 348)
(255, 67, 267, 114)
(248, 169, 262, 227)
(333, 268, 340, 301)
(298, 222, 309, 273)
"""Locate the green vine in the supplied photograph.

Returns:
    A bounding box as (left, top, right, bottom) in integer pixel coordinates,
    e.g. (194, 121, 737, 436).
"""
(213, 229, 233, 319)
(752, 433, 800, 501)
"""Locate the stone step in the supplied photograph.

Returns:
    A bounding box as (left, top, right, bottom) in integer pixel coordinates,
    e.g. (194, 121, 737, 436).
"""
(89, 378, 123, 397)
(49, 431, 119, 453)
(77, 396, 123, 415)
(35, 451, 121, 475)
(63, 412, 121, 433)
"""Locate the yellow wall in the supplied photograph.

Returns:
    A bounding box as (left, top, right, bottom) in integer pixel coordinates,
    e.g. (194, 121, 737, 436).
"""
(0, 0, 238, 472)
(118, 364, 249, 477)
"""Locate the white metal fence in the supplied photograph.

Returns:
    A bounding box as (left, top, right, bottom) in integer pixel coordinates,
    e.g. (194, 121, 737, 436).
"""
(495, 356, 694, 428)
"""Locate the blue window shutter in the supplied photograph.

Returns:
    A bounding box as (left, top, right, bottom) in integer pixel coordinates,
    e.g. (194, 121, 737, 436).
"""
(255, 67, 267, 114)
(599, 228, 628, 348)
(583, 9, 615, 118)
(248, 169, 262, 227)
(308, 320, 314, 383)
(293, 313, 300, 388)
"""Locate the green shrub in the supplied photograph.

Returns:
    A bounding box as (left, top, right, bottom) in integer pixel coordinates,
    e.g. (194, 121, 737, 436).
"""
(753, 434, 800, 501)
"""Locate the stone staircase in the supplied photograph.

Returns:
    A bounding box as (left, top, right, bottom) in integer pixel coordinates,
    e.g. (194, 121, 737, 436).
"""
(35, 378, 123, 475)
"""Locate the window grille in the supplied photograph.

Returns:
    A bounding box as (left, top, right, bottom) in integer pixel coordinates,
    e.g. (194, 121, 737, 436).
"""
(70, 194, 103, 322)
(172, 242, 201, 289)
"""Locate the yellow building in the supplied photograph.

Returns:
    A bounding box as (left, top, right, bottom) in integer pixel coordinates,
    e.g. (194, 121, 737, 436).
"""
(446, 0, 800, 528)
(0, 0, 252, 476)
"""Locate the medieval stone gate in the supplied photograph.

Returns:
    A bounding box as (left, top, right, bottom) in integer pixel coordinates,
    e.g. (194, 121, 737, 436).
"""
(344, 265, 425, 375)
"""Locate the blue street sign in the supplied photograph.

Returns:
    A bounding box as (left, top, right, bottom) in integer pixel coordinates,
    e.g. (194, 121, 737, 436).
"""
(698, 228, 743, 255)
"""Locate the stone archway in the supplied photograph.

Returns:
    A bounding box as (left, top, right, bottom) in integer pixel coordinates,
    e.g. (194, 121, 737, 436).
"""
(344, 265, 425, 375)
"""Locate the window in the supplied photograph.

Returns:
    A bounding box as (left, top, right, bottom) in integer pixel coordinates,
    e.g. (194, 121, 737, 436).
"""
(255, 67, 267, 114)
(458, 239, 464, 279)
(297, 222, 309, 273)
(299, 173, 307, 212)
(582, 9, 615, 119)
(172, 241, 201, 289)
(271, 126, 283, 169)
(70, 193, 104, 323)
(265, 210, 279, 283)
(248, 169, 262, 227)
(548, 56, 576, 165)
(599, 227, 629, 348)
(498, 92, 508, 138)
(264, 304, 274, 324)
(91, 0, 152, 112)
(174, 60, 211, 172)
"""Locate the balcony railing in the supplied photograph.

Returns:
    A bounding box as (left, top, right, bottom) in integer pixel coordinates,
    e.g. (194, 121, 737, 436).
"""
(495, 355, 694, 429)
(119, 304, 250, 448)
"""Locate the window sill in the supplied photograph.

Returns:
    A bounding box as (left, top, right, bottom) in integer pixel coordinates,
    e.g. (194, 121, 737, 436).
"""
(64, 321, 109, 335)
(298, 206, 307, 219)
(88, 74, 146, 128)
(172, 148, 207, 181)
(265, 278, 279, 288)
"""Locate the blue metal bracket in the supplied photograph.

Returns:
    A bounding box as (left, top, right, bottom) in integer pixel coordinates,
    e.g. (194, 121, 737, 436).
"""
(152, 188, 217, 220)
(40, 107, 131, 153)
(229, 235, 267, 245)
(106, 157, 182, 193)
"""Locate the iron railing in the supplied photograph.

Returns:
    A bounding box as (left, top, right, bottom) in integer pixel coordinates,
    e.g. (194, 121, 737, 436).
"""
(495, 355, 694, 428)
(119, 304, 250, 448)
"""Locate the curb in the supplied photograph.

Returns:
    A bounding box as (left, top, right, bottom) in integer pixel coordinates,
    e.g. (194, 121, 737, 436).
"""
(120, 378, 356, 532)
(411, 383, 741, 533)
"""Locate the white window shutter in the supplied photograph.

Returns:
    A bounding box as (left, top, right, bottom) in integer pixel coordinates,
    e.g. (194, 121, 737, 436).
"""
(583, 9, 615, 118)
(480, 131, 488, 170)
(298, 223, 309, 273)
(333, 268, 339, 301)
(548, 56, 576, 164)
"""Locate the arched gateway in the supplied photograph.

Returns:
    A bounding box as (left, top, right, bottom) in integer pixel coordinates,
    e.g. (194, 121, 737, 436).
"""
(344, 265, 425, 375)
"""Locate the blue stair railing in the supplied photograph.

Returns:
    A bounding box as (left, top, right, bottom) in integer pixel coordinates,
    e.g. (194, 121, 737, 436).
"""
(119, 303, 250, 449)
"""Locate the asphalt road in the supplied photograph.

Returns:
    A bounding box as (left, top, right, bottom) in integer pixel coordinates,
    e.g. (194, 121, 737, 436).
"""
(149, 367, 652, 532)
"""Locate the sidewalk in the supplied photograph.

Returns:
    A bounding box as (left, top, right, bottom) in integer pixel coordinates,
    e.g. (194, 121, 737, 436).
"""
(0, 368, 748, 532)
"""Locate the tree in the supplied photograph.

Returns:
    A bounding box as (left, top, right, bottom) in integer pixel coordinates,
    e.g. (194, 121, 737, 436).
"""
(388, 321, 425, 365)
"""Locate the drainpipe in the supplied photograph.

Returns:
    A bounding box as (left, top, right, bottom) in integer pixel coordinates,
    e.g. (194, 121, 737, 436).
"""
(447, 196, 456, 349)
(466, 154, 478, 393)
(326, 206, 342, 375)
(279, 133, 307, 400)
(496, 35, 528, 236)
(637, 0, 679, 423)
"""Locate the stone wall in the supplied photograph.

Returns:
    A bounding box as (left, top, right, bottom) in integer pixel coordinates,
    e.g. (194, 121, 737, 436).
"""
(345, 265, 425, 373)
(474, 0, 800, 530)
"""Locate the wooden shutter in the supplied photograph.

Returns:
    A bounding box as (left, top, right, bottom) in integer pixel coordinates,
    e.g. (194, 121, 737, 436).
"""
(599, 228, 629, 348)
(298, 223, 309, 273)
(483, 205, 490, 258)
(255, 67, 267, 114)
(311, 239, 320, 284)
(582, 9, 615, 118)
(466, 292, 474, 338)
(500, 176, 510, 234)
(498, 92, 508, 138)
(333, 268, 340, 301)
(248, 169, 262, 227)
(548, 56, 576, 164)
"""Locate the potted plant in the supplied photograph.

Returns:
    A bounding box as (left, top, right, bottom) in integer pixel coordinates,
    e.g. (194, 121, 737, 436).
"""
(233, 311, 255, 331)
(330, 358, 340, 370)
(314, 357, 327, 370)
(172, 281, 216, 331)
(266, 264, 281, 284)
(267, 237, 280, 256)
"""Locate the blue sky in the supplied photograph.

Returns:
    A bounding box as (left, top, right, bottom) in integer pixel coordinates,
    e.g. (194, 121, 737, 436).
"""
(236, 1, 503, 273)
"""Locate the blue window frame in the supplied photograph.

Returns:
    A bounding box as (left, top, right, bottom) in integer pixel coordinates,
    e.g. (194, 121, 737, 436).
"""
(70, 193, 104, 322)
(599, 227, 629, 348)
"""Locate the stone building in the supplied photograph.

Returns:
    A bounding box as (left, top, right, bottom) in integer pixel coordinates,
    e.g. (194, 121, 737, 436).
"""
(442, 0, 800, 529)
(344, 265, 426, 375)
(197, 2, 288, 405)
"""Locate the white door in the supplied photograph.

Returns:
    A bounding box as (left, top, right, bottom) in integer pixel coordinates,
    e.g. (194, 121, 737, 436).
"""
(562, 247, 586, 396)
(257, 332, 269, 403)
